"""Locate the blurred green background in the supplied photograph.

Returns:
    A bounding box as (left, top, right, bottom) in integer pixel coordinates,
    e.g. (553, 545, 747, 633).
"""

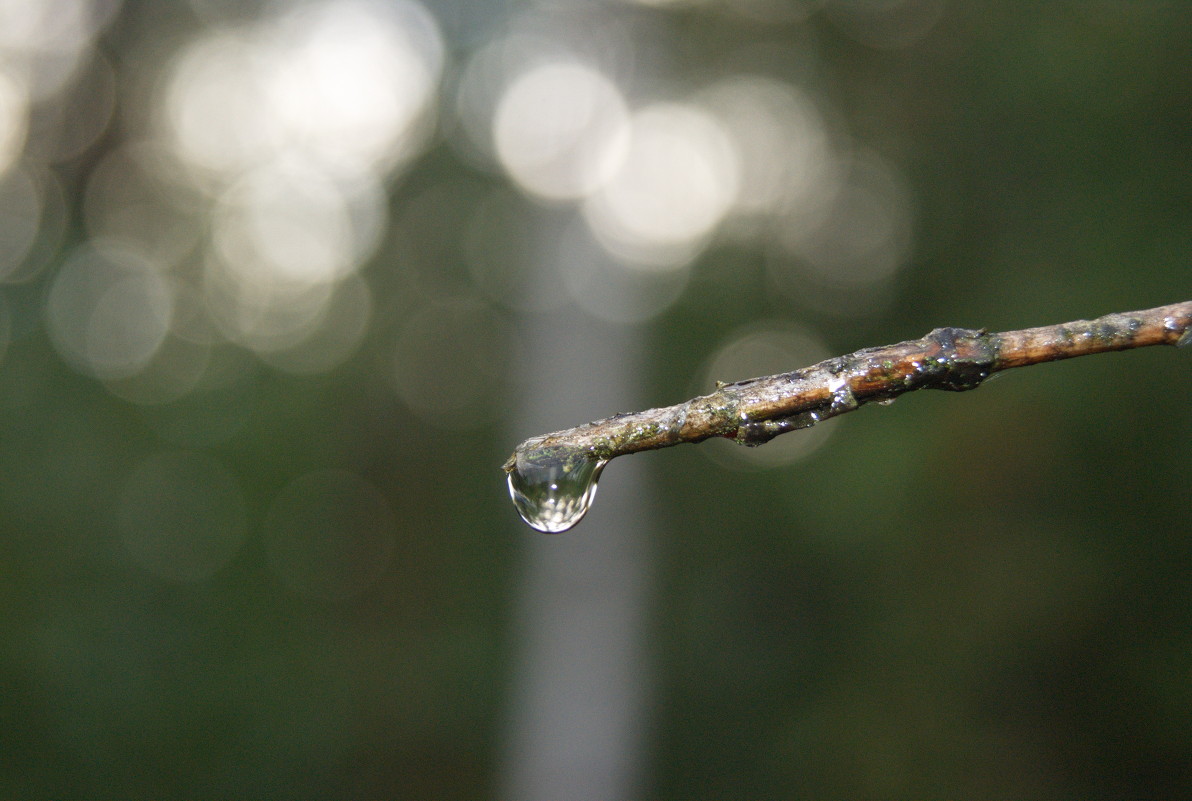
(0, 0, 1188, 798)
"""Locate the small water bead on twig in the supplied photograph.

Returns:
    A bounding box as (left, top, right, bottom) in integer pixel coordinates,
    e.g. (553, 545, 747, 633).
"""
(734, 409, 821, 446)
(1162, 316, 1192, 347)
(826, 374, 858, 414)
(666, 401, 690, 440)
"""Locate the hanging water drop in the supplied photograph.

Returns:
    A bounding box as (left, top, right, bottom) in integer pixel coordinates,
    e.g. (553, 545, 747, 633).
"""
(506, 448, 607, 533)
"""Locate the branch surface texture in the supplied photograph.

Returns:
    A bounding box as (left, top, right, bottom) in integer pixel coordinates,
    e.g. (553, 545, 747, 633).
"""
(505, 301, 1192, 473)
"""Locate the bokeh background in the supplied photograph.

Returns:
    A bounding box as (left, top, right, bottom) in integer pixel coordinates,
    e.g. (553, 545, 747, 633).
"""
(0, 0, 1188, 797)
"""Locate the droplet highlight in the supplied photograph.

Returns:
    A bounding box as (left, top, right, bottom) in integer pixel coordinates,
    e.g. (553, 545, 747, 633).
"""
(507, 449, 607, 534)
(826, 375, 857, 414)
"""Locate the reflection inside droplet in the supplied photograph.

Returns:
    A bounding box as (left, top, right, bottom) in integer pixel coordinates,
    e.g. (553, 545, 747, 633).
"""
(506, 449, 607, 534)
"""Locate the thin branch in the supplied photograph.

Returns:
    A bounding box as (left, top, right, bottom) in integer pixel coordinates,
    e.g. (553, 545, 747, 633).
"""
(505, 301, 1191, 474)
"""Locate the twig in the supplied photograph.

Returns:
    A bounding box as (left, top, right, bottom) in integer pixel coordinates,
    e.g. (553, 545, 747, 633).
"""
(505, 301, 1191, 473)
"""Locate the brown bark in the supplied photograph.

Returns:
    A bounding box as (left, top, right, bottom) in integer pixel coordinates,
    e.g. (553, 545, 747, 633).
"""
(505, 301, 1192, 472)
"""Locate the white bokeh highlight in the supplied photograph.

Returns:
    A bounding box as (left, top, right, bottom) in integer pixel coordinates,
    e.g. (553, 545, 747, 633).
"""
(161, 0, 443, 184)
(699, 75, 839, 234)
(45, 243, 175, 381)
(494, 61, 630, 201)
(583, 103, 740, 269)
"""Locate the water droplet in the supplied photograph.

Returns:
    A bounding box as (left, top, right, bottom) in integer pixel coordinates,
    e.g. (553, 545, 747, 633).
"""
(795, 410, 821, 428)
(506, 449, 607, 534)
(827, 375, 857, 414)
(902, 361, 924, 387)
(736, 409, 820, 444)
(666, 402, 690, 439)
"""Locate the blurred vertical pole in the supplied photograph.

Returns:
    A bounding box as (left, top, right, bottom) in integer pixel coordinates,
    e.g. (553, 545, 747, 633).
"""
(499, 238, 653, 801)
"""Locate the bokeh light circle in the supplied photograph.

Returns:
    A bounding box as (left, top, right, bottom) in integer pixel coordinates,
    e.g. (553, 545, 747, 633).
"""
(559, 216, 691, 324)
(45, 243, 175, 381)
(698, 75, 839, 231)
(699, 322, 835, 469)
(0, 70, 28, 175)
(0, 162, 44, 280)
(262, 0, 444, 178)
(257, 273, 374, 375)
(494, 60, 630, 201)
(83, 142, 203, 272)
(583, 102, 740, 269)
(160, 0, 443, 184)
(778, 151, 914, 289)
(161, 30, 275, 181)
(212, 160, 358, 287)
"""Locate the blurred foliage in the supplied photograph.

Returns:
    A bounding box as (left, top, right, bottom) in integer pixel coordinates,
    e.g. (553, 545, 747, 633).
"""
(0, 0, 1188, 798)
